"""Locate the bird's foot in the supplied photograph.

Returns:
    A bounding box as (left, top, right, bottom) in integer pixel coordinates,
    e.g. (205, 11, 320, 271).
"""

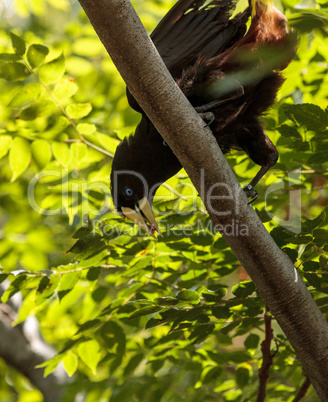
(243, 184, 258, 204)
(196, 111, 215, 127)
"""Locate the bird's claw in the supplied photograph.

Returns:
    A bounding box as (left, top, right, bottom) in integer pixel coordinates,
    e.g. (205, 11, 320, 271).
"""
(243, 184, 258, 204)
(196, 110, 215, 127)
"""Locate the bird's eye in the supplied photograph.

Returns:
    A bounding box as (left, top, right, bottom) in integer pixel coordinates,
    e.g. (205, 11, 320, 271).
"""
(125, 188, 133, 197)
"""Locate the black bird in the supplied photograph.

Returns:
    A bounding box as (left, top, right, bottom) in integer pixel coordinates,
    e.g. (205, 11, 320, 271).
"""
(110, 0, 296, 237)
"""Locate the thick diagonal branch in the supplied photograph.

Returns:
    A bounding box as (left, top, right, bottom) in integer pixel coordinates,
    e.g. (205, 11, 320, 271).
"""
(77, 0, 328, 398)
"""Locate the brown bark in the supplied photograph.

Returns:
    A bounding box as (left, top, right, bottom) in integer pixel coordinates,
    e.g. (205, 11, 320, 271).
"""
(77, 0, 328, 398)
(257, 308, 274, 402)
(0, 286, 67, 401)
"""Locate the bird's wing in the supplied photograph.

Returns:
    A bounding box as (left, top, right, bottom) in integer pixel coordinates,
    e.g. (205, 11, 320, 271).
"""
(151, 0, 250, 78)
(127, 0, 250, 112)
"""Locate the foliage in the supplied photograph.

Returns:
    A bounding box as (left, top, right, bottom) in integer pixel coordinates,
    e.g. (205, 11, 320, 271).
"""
(0, 0, 327, 401)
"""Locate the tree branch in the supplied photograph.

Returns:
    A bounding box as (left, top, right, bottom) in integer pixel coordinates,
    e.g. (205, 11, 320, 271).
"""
(77, 0, 328, 398)
(0, 285, 67, 402)
(293, 377, 311, 402)
(257, 307, 274, 402)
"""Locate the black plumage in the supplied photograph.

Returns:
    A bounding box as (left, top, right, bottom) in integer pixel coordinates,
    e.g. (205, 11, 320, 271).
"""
(110, 0, 296, 237)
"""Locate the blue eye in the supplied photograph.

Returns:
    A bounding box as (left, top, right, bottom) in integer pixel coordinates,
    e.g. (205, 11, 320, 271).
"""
(125, 188, 133, 197)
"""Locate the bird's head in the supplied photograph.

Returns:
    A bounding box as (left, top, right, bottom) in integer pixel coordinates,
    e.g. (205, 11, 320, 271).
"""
(110, 136, 162, 238)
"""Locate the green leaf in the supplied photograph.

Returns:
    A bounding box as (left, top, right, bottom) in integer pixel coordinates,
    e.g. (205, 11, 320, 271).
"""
(66, 102, 92, 119)
(39, 53, 65, 84)
(58, 272, 81, 300)
(177, 289, 200, 304)
(303, 261, 320, 272)
(0, 62, 30, 81)
(18, 100, 57, 120)
(72, 225, 93, 239)
(76, 247, 108, 269)
(64, 232, 104, 255)
(0, 135, 12, 159)
(0, 274, 8, 285)
(304, 273, 322, 289)
(31, 139, 52, 168)
(303, 211, 326, 233)
(71, 142, 87, 164)
(36, 354, 63, 377)
(9, 137, 31, 181)
(53, 79, 78, 100)
(202, 287, 227, 303)
(202, 366, 222, 384)
(154, 297, 179, 306)
(129, 306, 162, 319)
(77, 340, 101, 374)
(35, 275, 60, 306)
(189, 323, 215, 344)
(286, 235, 312, 245)
(232, 281, 256, 297)
(62, 353, 78, 377)
(85, 268, 101, 283)
(9, 32, 26, 56)
(96, 133, 118, 154)
(282, 247, 298, 263)
(244, 333, 260, 350)
(236, 363, 252, 388)
(76, 319, 102, 335)
(10, 83, 43, 107)
(52, 142, 71, 167)
(76, 123, 96, 135)
(123, 353, 144, 377)
(27, 44, 49, 68)
(0, 53, 21, 61)
(211, 306, 231, 319)
(190, 230, 213, 246)
(282, 103, 328, 132)
(278, 124, 302, 139)
(1, 275, 28, 302)
(313, 229, 327, 247)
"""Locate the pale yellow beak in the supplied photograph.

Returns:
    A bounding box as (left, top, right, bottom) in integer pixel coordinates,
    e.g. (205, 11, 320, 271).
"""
(121, 197, 162, 239)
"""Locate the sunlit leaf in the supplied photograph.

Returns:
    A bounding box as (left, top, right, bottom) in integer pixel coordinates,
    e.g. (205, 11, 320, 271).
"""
(129, 306, 162, 319)
(0, 62, 30, 81)
(177, 289, 200, 304)
(66, 102, 92, 119)
(27, 44, 49, 68)
(53, 79, 78, 100)
(9, 137, 31, 181)
(18, 100, 57, 120)
(0, 135, 12, 159)
(77, 340, 101, 374)
(63, 353, 78, 377)
(10, 83, 43, 107)
(58, 272, 81, 300)
(232, 281, 256, 297)
(39, 53, 65, 84)
(282, 103, 328, 132)
(236, 363, 252, 387)
(52, 142, 71, 166)
(9, 32, 26, 56)
(77, 123, 96, 135)
(31, 139, 52, 168)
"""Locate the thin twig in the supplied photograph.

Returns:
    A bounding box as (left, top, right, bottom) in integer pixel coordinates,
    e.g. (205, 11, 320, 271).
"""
(0, 264, 124, 279)
(257, 306, 274, 402)
(293, 377, 311, 402)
